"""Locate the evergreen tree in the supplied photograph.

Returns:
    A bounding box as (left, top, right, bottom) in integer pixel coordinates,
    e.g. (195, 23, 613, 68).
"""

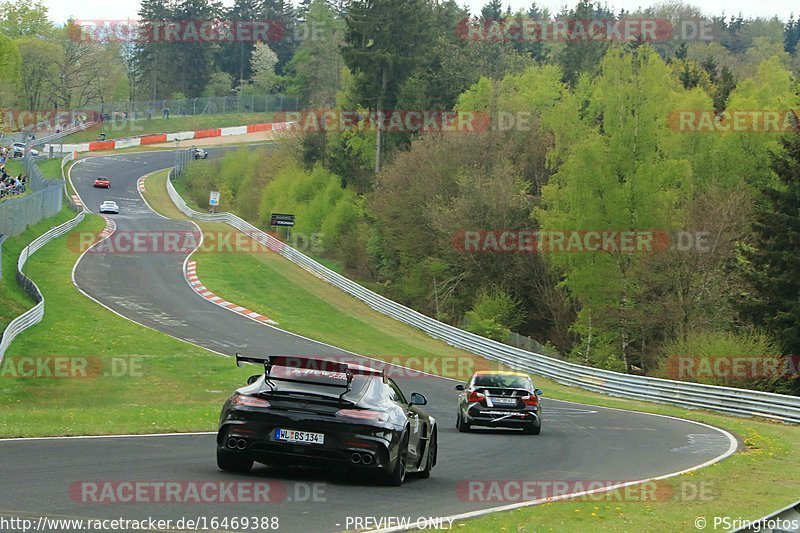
(740, 132, 800, 356)
(342, 0, 434, 172)
(557, 0, 613, 86)
(480, 0, 503, 20)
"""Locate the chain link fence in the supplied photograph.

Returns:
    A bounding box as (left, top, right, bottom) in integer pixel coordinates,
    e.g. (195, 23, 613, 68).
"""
(0, 153, 64, 236)
(87, 94, 299, 123)
(0, 186, 62, 236)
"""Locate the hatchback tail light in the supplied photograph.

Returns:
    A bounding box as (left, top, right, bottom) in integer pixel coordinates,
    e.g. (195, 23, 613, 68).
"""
(336, 409, 389, 423)
(522, 394, 539, 406)
(231, 394, 270, 408)
(467, 391, 485, 403)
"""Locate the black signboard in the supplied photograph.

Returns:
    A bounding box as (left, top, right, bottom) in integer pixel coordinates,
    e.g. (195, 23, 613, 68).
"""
(270, 213, 295, 227)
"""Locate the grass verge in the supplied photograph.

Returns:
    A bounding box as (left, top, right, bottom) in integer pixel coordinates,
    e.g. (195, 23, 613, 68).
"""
(145, 168, 800, 531)
(0, 210, 254, 436)
(60, 113, 276, 144)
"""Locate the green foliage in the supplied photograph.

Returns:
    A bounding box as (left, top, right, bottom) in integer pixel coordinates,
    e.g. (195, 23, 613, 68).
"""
(203, 72, 234, 97)
(467, 288, 524, 329)
(0, 34, 21, 106)
(463, 289, 523, 342)
(0, 0, 52, 37)
(656, 330, 794, 393)
(738, 133, 800, 357)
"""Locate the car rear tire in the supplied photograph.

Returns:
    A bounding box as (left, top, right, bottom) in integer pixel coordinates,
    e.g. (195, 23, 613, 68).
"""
(384, 431, 409, 486)
(417, 430, 437, 479)
(523, 420, 542, 435)
(456, 410, 471, 433)
(216, 448, 253, 473)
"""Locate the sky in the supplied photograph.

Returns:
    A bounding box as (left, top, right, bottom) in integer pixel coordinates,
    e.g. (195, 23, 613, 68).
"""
(41, 0, 795, 26)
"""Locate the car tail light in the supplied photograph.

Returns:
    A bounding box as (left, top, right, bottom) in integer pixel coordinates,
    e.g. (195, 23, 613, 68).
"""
(231, 394, 270, 408)
(522, 395, 539, 406)
(467, 391, 485, 403)
(336, 409, 389, 423)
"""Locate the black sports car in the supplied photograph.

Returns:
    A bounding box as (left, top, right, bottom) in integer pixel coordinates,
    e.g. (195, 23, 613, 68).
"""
(455, 371, 543, 434)
(217, 354, 437, 485)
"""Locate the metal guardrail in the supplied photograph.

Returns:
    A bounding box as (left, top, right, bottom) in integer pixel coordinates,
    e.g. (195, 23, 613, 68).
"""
(0, 210, 85, 360)
(0, 145, 87, 359)
(165, 171, 800, 424)
(26, 122, 96, 159)
(735, 499, 800, 532)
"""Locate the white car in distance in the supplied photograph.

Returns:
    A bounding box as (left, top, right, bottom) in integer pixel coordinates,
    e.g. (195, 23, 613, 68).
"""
(99, 201, 119, 214)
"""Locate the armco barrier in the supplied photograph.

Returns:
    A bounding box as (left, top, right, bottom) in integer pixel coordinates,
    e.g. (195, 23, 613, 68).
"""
(165, 171, 800, 424)
(735, 499, 800, 532)
(0, 210, 85, 360)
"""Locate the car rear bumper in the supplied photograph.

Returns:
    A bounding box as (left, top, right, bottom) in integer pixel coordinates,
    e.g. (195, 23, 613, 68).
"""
(218, 415, 398, 471)
(465, 407, 539, 428)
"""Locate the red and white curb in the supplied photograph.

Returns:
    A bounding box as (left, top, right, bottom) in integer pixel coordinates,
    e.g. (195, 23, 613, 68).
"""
(185, 260, 278, 325)
(137, 176, 147, 194)
(47, 121, 293, 154)
(99, 217, 116, 239)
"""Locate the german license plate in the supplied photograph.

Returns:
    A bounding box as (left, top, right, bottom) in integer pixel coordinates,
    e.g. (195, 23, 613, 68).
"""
(491, 397, 517, 405)
(274, 428, 325, 445)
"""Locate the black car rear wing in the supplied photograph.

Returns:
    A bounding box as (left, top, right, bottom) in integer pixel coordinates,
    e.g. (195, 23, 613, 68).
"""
(235, 354, 385, 398)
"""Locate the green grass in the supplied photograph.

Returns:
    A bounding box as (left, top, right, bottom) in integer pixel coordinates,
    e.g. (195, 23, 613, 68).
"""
(0, 209, 75, 330)
(4, 158, 62, 180)
(143, 168, 800, 530)
(0, 211, 254, 437)
(60, 113, 276, 144)
(148, 170, 489, 371)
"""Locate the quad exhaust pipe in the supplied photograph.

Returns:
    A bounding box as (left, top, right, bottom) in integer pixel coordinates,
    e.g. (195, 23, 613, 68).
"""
(226, 437, 248, 450)
(349, 452, 375, 465)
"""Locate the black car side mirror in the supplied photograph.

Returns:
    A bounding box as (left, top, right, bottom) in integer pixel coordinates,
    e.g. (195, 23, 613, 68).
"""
(410, 392, 428, 406)
(247, 374, 261, 385)
(535, 388, 543, 396)
(454, 384, 465, 391)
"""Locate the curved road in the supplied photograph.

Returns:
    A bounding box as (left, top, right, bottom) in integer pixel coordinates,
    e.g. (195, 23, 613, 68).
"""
(0, 150, 737, 532)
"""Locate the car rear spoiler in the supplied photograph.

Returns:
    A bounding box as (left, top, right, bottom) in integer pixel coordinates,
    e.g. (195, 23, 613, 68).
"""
(235, 354, 385, 399)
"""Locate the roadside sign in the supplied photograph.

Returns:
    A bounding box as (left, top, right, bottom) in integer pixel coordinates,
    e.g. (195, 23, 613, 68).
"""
(209, 191, 220, 206)
(270, 213, 295, 227)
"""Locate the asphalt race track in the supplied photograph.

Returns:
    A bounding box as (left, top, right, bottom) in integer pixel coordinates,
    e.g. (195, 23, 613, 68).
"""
(0, 149, 737, 532)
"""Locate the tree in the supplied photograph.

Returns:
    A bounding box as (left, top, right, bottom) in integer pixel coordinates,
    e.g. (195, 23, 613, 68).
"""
(739, 132, 800, 356)
(16, 37, 58, 110)
(0, 1, 53, 37)
(133, 0, 177, 100)
(537, 46, 693, 371)
(285, 0, 344, 107)
(217, 0, 262, 87)
(557, 0, 614, 86)
(480, 0, 503, 20)
(50, 22, 110, 109)
(0, 34, 21, 106)
(250, 42, 279, 92)
(204, 72, 234, 96)
(342, 0, 435, 172)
